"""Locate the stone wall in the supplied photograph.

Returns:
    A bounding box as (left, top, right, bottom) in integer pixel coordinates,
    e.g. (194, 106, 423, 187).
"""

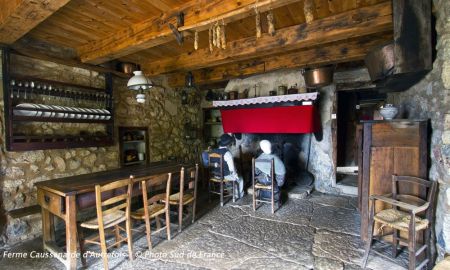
(0, 52, 201, 248)
(114, 77, 202, 162)
(387, 0, 450, 260)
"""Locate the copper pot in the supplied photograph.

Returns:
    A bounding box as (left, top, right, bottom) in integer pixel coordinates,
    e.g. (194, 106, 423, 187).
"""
(229, 90, 239, 100)
(120, 62, 138, 74)
(302, 65, 335, 88)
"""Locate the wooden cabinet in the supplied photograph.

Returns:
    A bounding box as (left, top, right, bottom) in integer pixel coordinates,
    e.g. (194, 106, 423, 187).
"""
(358, 120, 427, 244)
(118, 127, 149, 167)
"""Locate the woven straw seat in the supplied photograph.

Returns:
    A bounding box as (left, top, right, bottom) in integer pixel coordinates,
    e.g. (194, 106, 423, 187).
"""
(81, 210, 126, 229)
(210, 177, 233, 183)
(374, 208, 429, 231)
(130, 204, 165, 219)
(254, 183, 272, 190)
(162, 192, 194, 205)
(362, 175, 437, 270)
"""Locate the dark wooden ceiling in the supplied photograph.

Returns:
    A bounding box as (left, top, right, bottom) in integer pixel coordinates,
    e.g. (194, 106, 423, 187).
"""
(0, 0, 392, 86)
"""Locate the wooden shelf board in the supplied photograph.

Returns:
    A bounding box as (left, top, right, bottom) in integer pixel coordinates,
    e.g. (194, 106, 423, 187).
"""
(10, 74, 106, 92)
(124, 161, 146, 166)
(12, 115, 113, 124)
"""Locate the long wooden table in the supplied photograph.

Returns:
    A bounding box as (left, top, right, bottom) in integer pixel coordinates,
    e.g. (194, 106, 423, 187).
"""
(35, 161, 190, 270)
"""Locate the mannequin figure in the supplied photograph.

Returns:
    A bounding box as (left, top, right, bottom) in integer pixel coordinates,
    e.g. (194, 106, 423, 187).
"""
(255, 140, 286, 200)
(210, 134, 244, 199)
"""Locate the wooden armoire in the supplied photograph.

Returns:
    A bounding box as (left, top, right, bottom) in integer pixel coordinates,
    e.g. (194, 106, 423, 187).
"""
(358, 120, 428, 244)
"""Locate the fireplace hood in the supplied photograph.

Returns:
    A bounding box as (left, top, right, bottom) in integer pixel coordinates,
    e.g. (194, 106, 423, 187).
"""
(364, 0, 432, 92)
(214, 93, 320, 134)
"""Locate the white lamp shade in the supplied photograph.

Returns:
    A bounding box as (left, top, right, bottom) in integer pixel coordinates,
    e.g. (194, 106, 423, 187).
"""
(127, 71, 153, 90)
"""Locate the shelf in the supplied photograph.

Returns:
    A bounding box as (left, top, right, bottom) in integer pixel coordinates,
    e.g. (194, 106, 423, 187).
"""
(12, 115, 113, 124)
(3, 49, 115, 152)
(9, 136, 114, 151)
(124, 161, 145, 166)
(10, 74, 106, 92)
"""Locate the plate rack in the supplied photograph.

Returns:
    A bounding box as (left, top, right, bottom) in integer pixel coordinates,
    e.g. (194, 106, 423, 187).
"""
(2, 48, 115, 151)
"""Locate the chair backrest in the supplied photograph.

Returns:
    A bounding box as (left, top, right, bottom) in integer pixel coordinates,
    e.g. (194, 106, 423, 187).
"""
(94, 178, 133, 225)
(184, 164, 199, 192)
(252, 158, 275, 184)
(137, 172, 175, 211)
(392, 175, 437, 217)
(208, 153, 224, 179)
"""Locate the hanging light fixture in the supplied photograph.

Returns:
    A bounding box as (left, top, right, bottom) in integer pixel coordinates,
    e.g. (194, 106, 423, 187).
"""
(127, 70, 153, 103)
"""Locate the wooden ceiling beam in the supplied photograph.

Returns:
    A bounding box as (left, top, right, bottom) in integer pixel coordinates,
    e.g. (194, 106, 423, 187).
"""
(0, 0, 71, 44)
(9, 44, 130, 79)
(77, 0, 303, 65)
(144, 2, 392, 76)
(166, 34, 392, 87)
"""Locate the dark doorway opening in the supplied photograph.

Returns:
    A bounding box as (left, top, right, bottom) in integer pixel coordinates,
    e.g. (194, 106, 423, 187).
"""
(336, 90, 386, 187)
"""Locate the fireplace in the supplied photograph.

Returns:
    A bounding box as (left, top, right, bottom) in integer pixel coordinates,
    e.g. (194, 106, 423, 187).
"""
(234, 133, 314, 188)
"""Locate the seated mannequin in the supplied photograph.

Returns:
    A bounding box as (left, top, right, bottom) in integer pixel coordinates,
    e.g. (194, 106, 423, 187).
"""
(255, 140, 286, 200)
(209, 134, 244, 199)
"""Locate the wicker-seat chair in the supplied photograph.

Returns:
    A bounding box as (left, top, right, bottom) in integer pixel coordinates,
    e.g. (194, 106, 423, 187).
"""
(362, 175, 437, 270)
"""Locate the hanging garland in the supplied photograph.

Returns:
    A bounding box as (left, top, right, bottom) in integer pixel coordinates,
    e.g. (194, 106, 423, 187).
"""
(304, 0, 315, 24)
(194, 30, 199, 50)
(209, 25, 213, 52)
(255, 7, 262, 38)
(267, 11, 275, 36)
(221, 20, 226, 49)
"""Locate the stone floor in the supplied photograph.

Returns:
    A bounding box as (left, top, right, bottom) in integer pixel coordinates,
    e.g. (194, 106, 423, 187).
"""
(0, 191, 409, 270)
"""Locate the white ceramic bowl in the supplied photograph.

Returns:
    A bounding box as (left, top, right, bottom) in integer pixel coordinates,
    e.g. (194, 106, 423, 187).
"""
(380, 105, 398, 120)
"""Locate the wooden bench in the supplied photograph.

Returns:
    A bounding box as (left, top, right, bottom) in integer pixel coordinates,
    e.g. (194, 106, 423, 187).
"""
(7, 205, 41, 219)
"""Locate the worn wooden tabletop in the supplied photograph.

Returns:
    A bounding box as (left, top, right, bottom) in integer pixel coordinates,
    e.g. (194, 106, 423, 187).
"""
(35, 161, 193, 196)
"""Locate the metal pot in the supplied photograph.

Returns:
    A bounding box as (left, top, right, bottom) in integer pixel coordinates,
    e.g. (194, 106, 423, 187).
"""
(364, 42, 394, 83)
(302, 65, 335, 88)
(229, 90, 239, 100)
(120, 62, 138, 74)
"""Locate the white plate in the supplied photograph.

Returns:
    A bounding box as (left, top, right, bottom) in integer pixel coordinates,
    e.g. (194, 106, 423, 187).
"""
(53, 106, 66, 118)
(79, 108, 89, 119)
(65, 107, 76, 118)
(35, 104, 48, 117)
(44, 105, 56, 117)
(15, 103, 37, 117)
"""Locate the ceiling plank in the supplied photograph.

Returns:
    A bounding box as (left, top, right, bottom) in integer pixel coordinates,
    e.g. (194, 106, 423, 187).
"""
(9, 44, 130, 79)
(77, 0, 304, 64)
(143, 2, 392, 75)
(166, 34, 392, 87)
(0, 0, 71, 44)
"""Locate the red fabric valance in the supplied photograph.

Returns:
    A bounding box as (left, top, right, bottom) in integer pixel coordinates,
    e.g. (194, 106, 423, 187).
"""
(220, 105, 320, 134)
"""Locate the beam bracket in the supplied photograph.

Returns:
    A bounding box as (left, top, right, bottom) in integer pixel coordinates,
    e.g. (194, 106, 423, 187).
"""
(169, 12, 184, 45)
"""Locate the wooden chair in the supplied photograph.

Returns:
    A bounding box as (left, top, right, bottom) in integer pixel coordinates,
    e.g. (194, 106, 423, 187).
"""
(208, 153, 236, 206)
(252, 158, 279, 214)
(362, 175, 437, 270)
(130, 172, 174, 250)
(78, 178, 134, 270)
(162, 165, 199, 233)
